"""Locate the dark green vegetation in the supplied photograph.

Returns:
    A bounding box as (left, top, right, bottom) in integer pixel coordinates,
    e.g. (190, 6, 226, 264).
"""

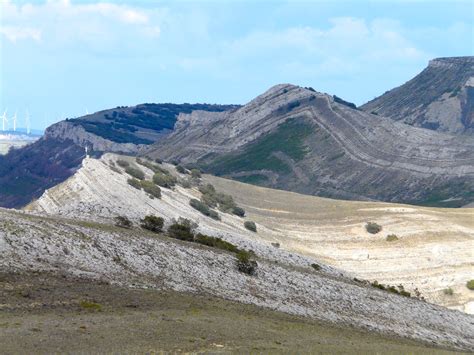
(236, 250, 257, 275)
(198, 183, 246, 217)
(370, 281, 411, 298)
(0, 137, 85, 208)
(333, 95, 358, 110)
(125, 166, 145, 180)
(114, 216, 133, 229)
(1, 273, 451, 354)
(140, 180, 162, 199)
(206, 118, 312, 175)
(140, 215, 164, 233)
(189, 199, 220, 220)
(311, 263, 321, 271)
(127, 178, 142, 190)
(244, 221, 257, 232)
(153, 172, 177, 188)
(69, 103, 239, 145)
(467, 280, 474, 290)
(386, 234, 399, 242)
(366, 222, 382, 234)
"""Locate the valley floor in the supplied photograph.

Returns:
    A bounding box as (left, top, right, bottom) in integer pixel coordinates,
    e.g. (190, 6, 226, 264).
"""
(0, 272, 458, 354)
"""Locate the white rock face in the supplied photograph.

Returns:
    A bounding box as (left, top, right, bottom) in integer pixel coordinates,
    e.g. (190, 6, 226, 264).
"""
(27, 154, 474, 315)
(2, 207, 474, 351)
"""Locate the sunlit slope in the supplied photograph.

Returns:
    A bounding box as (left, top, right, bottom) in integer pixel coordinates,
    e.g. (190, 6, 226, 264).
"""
(205, 174, 474, 313)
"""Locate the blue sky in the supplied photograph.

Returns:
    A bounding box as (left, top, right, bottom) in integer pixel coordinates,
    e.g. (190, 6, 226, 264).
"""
(1, 0, 473, 130)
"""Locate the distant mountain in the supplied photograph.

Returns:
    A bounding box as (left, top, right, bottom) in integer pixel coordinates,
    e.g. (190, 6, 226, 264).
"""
(361, 56, 474, 135)
(0, 103, 238, 208)
(145, 84, 474, 207)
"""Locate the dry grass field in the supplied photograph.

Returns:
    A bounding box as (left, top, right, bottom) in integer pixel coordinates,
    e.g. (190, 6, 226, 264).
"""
(206, 175, 474, 313)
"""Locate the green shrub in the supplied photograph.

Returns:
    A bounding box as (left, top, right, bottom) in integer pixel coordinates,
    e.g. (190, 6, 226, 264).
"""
(155, 158, 163, 164)
(311, 263, 321, 271)
(153, 172, 177, 188)
(117, 159, 130, 168)
(176, 165, 187, 174)
(199, 183, 216, 196)
(140, 215, 164, 233)
(125, 166, 145, 180)
(80, 300, 102, 311)
(179, 178, 192, 188)
(366, 222, 382, 234)
(271, 242, 280, 248)
(443, 288, 454, 296)
(216, 193, 236, 212)
(244, 221, 257, 232)
(232, 206, 245, 217)
(386, 234, 398, 241)
(114, 216, 132, 229)
(190, 199, 220, 220)
(195, 233, 239, 253)
(127, 178, 142, 190)
(467, 280, 474, 290)
(168, 222, 194, 241)
(140, 180, 162, 198)
(190, 169, 201, 178)
(236, 250, 257, 275)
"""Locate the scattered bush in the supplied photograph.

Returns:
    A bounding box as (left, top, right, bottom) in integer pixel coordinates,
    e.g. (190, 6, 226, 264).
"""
(232, 206, 245, 217)
(80, 300, 102, 311)
(114, 216, 132, 229)
(467, 280, 474, 290)
(155, 158, 163, 164)
(195, 233, 239, 253)
(176, 165, 187, 174)
(153, 172, 177, 188)
(311, 263, 321, 271)
(366, 222, 382, 234)
(125, 166, 145, 180)
(244, 221, 257, 232)
(140, 180, 162, 198)
(271, 242, 280, 248)
(199, 183, 216, 196)
(127, 178, 142, 190)
(168, 221, 194, 241)
(370, 281, 411, 297)
(179, 178, 192, 188)
(236, 250, 257, 275)
(443, 288, 454, 296)
(117, 159, 130, 168)
(140, 215, 164, 233)
(190, 199, 220, 220)
(171, 160, 179, 166)
(190, 169, 201, 178)
(386, 234, 398, 242)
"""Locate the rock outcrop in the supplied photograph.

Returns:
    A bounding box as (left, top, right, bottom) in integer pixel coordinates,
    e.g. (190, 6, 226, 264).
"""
(361, 56, 474, 135)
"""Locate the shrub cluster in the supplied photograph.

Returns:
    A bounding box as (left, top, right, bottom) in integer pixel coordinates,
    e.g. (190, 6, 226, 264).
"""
(244, 221, 257, 232)
(198, 183, 246, 217)
(140, 180, 162, 199)
(189, 199, 220, 220)
(366, 222, 382, 234)
(117, 159, 130, 168)
(114, 216, 132, 229)
(153, 172, 177, 188)
(125, 166, 145, 180)
(190, 169, 201, 178)
(127, 178, 142, 190)
(370, 281, 411, 297)
(140, 215, 164, 233)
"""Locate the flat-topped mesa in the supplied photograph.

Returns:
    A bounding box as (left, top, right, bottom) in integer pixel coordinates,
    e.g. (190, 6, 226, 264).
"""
(428, 56, 474, 69)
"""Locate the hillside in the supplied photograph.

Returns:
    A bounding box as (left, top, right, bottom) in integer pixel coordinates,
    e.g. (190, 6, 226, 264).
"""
(361, 56, 474, 135)
(145, 84, 474, 207)
(0, 103, 237, 208)
(27, 154, 474, 314)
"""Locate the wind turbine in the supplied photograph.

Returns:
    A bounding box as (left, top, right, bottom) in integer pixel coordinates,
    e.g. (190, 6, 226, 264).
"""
(2, 110, 8, 132)
(12, 111, 17, 132)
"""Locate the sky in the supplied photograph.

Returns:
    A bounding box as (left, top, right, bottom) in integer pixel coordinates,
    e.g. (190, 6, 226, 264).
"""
(1, 0, 473, 130)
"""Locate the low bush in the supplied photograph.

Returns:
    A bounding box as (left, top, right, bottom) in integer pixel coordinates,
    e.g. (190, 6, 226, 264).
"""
(168, 222, 194, 241)
(179, 178, 192, 188)
(125, 166, 145, 180)
(386, 234, 398, 241)
(195, 233, 239, 253)
(271, 242, 280, 248)
(236, 250, 257, 275)
(79, 300, 102, 311)
(467, 280, 474, 290)
(114, 216, 132, 229)
(370, 281, 411, 297)
(127, 178, 142, 190)
(190, 199, 220, 220)
(443, 288, 454, 296)
(232, 206, 245, 217)
(153, 172, 177, 188)
(311, 263, 321, 271)
(244, 221, 257, 232)
(366, 222, 382, 234)
(155, 158, 163, 164)
(190, 169, 201, 178)
(140, 180, 161, 198)
(140, 215, 164, 233)
(176, 165, 187, 174)
(117, 159, 130, 168)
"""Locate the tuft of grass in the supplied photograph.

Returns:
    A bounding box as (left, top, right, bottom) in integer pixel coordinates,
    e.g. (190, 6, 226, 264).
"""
(79, 301, 102, 311)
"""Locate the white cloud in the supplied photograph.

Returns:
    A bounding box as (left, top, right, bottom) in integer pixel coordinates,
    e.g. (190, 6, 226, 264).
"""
(0, 26, 41, 42)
